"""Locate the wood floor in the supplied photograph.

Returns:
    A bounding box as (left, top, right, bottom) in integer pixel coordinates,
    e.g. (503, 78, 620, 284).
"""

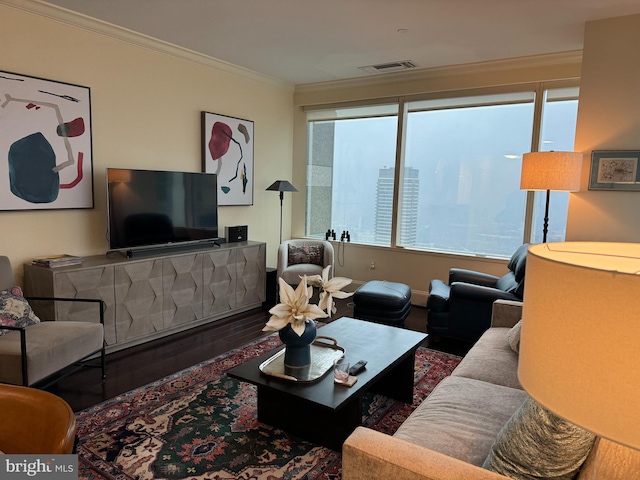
(43, 299, 471, 412)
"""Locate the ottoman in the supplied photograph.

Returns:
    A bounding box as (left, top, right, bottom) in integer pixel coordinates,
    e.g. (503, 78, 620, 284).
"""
(353, 280, 411, 327)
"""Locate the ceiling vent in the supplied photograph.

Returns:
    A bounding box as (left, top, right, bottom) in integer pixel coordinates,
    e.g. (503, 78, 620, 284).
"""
(359, 60, 418, 74)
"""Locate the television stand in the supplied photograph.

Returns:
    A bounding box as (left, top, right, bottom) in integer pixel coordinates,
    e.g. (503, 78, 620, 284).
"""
(24, 241, 266, 353)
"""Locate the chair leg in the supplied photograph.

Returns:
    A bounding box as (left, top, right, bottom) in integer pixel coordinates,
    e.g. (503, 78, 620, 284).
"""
(20, 329, 29, 386)
(100, 345, 106, 381)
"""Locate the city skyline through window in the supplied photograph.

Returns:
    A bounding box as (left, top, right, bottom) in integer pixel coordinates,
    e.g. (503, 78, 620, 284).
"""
(306, 85, 579, 258)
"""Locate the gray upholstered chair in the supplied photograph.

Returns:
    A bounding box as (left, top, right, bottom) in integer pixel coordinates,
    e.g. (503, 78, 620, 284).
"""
(0, 256, 105, 387)
(277, 240, 334, 286)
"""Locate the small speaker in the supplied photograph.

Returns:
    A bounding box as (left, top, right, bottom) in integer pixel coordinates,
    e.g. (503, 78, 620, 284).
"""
(226, 225, 247, 243)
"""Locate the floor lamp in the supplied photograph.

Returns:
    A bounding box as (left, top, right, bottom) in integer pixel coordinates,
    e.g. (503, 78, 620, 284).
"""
(520, 151, 582, 242)
(266, 180, 298, 244)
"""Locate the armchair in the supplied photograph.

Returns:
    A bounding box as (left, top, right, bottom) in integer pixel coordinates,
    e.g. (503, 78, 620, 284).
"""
(0, 383, 76, 454)
(277, 240, 334, 286)
(426, 244, 528, 343)
(0, 255, 105, 387)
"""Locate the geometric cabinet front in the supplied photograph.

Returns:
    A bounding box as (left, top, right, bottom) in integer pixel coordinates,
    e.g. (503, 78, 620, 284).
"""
(114, 258, 164, 345)
(24, 241, 266, 352)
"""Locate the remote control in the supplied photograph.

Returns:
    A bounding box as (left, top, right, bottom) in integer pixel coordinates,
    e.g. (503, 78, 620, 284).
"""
(349, 360, 367, 376)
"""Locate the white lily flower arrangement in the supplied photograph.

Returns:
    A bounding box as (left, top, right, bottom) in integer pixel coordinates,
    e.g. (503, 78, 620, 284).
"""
(263, 265, 354, 336)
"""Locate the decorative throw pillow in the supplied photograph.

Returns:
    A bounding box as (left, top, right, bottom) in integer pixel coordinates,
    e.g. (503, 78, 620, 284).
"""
(0, 286, 41, 336)
(483, 396, 596, 480)
(507, 319, 522, 353)
(288, 245, 324, 266)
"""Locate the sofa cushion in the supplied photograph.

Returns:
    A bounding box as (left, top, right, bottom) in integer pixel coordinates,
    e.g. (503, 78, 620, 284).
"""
(394, 376, 527, 467)
(507, 320, 522, 353)
(483, 396, 596, 480)
(288, 244, 324, 266)
(0, 287, 40, 336)
(451, 327, 522, 390)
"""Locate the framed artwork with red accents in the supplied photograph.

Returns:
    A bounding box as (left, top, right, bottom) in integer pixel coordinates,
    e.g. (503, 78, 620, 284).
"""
(202, 111, 254, 206)
(0, 70, 93, 210)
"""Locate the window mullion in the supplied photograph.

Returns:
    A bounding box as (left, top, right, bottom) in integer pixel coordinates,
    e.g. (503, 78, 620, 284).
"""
(391, 99, 409, 247)
(523, 84, 546, 243)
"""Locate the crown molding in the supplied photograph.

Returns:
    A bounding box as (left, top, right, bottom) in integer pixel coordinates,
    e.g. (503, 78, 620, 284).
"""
(1, 0, 582, 95)
(295, 51, 583, 97)
(1, 0, 293, 90)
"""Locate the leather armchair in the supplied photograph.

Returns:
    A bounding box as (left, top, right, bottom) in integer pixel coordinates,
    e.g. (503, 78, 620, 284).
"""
(426, 244, 529, 343)
(0, 383, 76, 454)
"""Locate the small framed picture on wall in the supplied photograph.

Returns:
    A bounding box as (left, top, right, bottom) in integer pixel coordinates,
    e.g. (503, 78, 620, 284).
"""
(589, 150, 640, 191)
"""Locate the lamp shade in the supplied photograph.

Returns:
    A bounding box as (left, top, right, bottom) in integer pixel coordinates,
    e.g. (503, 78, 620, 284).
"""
(520, 151, 582, 191)
(266, 180, 298, 192)
(519, 242, 640, 449)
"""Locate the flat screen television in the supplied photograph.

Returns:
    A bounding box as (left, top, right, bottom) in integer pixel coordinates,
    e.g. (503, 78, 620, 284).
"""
(106, 168, 219, 252)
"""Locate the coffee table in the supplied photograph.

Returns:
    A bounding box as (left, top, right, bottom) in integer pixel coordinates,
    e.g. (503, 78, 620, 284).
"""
(227, 317, 428, 450)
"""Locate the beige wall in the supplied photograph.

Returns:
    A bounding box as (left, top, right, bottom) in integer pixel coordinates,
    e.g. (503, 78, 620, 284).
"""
(568, 14, 640, 241)
(292, 55, 582, 303)
(0, 3, 294, 284)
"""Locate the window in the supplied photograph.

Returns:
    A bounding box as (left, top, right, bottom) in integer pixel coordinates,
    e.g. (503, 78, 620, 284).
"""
(402, 91, 535, 257)
(307, 104, 398, 245)
(305, 84, 579, 257)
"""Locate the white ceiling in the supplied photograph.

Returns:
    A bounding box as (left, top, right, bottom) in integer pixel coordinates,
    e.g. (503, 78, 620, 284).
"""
(41, 0, 640, 85)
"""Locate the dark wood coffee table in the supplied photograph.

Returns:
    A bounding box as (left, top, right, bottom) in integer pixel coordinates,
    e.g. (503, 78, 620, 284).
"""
(227, 317, 427, 450)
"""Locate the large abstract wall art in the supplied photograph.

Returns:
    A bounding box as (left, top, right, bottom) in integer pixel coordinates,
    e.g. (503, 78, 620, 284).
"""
(202, 111, 254, 206)
(0, 70, 93, 211)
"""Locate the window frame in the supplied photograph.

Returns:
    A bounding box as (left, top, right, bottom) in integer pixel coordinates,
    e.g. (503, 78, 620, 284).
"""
(304, 79, 579, 258)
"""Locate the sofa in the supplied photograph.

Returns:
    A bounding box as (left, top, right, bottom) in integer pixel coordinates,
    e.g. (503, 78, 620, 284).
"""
(343, 300, 640, 480)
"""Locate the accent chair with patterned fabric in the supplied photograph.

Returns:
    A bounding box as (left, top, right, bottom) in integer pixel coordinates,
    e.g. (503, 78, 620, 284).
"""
(277, 240, 334, 286)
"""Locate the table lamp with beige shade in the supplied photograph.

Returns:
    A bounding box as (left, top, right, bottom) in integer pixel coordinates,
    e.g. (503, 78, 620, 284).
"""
(519, 242, 640, 478)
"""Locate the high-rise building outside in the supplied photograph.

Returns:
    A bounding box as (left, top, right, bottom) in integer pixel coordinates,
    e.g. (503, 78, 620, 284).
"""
(375, 167, 419, 245)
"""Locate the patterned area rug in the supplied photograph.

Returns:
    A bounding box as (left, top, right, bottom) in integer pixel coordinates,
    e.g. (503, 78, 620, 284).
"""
(76, 332, 461, 480)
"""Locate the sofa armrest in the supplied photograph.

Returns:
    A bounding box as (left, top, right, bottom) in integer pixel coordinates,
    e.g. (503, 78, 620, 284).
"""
(449, 268, 499, 287)
(490, 299, 523, 328)
(343, 427, 509, 480)
(578, 437, 640, 480)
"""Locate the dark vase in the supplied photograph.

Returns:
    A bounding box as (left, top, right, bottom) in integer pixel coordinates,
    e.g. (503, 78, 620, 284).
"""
(278, 319, 317, 367)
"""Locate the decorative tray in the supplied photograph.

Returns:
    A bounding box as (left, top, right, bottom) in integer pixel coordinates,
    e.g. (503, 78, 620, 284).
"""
(259, 336, 345, 383)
